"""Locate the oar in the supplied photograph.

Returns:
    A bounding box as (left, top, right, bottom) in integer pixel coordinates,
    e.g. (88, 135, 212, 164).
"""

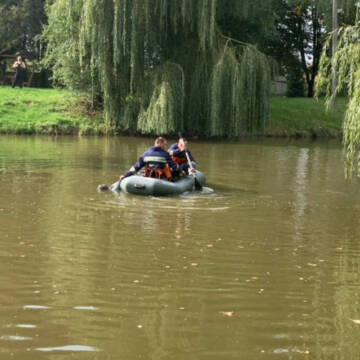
(178, 133, 202, 191)
(184, 147, 202, 191)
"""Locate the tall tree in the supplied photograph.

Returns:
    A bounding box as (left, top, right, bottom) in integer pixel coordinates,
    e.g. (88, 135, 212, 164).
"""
(0, 0, 46, 57)
(316, 5, 360, 176)
(269, 0, 355, 99)
(331, 0, 339, 107)
(274, 1, 328, 98)
(43, 0, 275, 136)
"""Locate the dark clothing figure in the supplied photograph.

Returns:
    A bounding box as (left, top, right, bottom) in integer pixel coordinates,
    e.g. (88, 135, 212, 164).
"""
(123, 146, 178, 179)
(169, 143, 196, 173)
(13, 66, 25, 88)
(0, 61, 6, 78)
(12, 59, 26, 88)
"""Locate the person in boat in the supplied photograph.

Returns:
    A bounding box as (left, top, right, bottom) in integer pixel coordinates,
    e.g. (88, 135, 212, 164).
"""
(169, 137, 196, 174)
(120, 137, 178, 181)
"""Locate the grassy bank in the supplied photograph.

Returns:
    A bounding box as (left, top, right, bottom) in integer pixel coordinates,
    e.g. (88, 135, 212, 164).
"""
(0, 87, 346, 137)
(0, 87, 104, 135)
(268, 97, 346, 138)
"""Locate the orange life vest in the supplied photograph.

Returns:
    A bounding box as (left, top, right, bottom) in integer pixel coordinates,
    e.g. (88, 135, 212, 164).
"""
(172, 156, 187, 165)
(145, 164, 172, 180)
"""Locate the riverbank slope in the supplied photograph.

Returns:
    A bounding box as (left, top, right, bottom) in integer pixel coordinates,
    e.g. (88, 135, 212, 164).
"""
(0, 87, 346, 137)
(268, 97, 345, 137)
(0, 87, 103, 135)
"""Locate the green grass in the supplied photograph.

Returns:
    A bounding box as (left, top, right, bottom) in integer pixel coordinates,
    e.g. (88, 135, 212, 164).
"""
(0, 87, 347, 137)
(268, 97, 346, 137)
(0, 87, 104, 135)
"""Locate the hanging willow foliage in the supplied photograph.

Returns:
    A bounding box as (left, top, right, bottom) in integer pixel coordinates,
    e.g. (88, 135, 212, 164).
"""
(137, 62, 185, 134)
(316, 19, 360, 177)
(44, 0, 273, 137)
(210, 43, 270, 136)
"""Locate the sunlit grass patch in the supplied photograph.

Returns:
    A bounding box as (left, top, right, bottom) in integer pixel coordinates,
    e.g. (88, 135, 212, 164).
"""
(0, 87, 103, 135)
(0, 87, 347, 137)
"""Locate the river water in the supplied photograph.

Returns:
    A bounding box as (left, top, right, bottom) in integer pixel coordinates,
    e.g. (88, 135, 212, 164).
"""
(1, 136, 360, 360)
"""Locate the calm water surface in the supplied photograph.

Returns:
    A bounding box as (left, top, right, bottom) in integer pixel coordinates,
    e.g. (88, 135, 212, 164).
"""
(1, 136, 360, 360)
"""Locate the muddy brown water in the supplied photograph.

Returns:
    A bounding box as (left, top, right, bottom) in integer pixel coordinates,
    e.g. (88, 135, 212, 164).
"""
(1, 136, 360, 360)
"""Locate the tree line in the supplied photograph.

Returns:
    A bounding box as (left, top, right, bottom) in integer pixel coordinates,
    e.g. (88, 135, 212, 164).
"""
(0, 0, 358, 136)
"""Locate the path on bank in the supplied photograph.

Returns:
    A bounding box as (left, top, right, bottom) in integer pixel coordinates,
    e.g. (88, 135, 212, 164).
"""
(0, 87, 346, 137)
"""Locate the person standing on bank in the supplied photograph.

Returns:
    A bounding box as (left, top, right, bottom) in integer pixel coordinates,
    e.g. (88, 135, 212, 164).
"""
(12, 56, 26, 88)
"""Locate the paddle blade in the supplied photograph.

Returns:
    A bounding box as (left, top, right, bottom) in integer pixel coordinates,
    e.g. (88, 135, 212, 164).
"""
(192, 170, 203, 191)
(194, 177, 202, 191)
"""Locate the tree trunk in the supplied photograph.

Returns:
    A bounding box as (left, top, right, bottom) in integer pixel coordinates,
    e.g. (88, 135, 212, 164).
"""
(297, 14, 311, 97)
(331, 0, 338, 107)
(310, 7, 322, 98)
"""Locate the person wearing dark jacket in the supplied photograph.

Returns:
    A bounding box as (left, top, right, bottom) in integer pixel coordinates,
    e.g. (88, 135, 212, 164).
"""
(120, 137, 178, 181)
(12, 56, 26, 88)
(169, 138, 196, 174)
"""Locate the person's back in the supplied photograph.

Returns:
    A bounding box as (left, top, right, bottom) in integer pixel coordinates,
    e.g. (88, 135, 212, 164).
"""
(142, 145, 171, 167)
(120, 137, 178, 180)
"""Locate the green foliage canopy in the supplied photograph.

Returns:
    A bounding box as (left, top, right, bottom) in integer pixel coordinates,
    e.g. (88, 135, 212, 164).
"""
(0, 0, 46, 57)
(43, 0, 274, 136)
(316, 14, 360, 176)
(267, 0, 357, 98)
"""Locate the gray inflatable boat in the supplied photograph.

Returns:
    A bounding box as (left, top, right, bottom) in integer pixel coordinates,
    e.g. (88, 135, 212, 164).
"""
(110, 170, 206, 196)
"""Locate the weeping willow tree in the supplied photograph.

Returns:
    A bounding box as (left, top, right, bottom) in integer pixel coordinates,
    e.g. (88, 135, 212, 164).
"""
(44, 0, 273, 136)
(316, 9, 360, 177)
(210, 43, 271, 136)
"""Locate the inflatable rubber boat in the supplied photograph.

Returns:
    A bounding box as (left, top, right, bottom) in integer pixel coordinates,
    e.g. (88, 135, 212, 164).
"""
(110, 170, 206, 196)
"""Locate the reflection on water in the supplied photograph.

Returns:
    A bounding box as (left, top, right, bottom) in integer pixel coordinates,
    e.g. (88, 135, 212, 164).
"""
(36, 345, 99, 352)
(1, 136, 360, 359)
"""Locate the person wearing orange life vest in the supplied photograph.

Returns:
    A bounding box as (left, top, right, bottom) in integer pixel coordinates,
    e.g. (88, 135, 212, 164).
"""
(119, 137, 178, 181)
(168, 138, 196, 174)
